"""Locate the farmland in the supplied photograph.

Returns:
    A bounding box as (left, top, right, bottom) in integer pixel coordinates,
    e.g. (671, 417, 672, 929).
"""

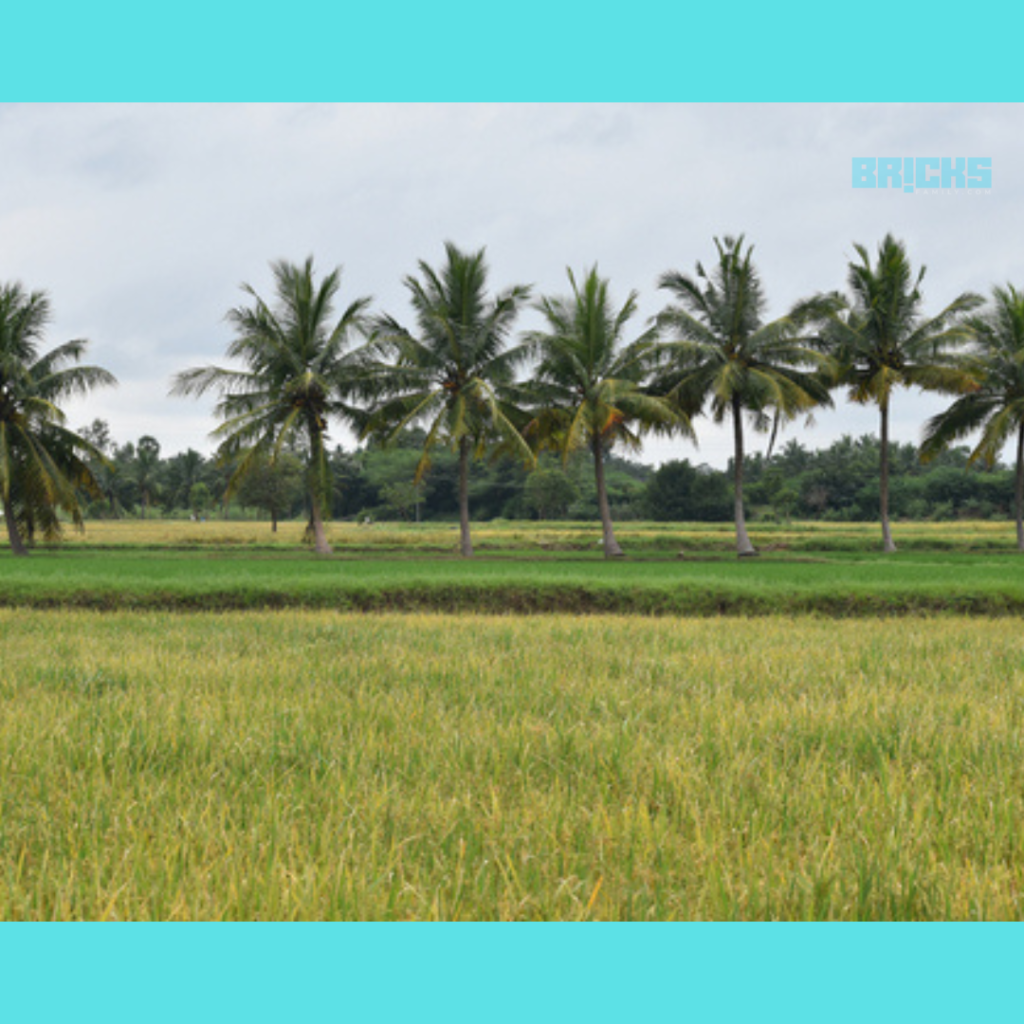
(42, 516, 1024, 554)
(2, 610, 1022, 920)
(1, 521, 1023, 920)
(1, 519, 1024, 615)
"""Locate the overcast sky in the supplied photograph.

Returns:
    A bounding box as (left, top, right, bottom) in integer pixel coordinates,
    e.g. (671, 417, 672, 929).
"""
(1, 103, 1021, 468)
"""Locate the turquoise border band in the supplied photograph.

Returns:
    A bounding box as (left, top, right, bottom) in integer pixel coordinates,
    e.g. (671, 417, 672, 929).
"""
(2, 5, 1022, 1023)
(2, 923, 1022, 1021)
(3, 1, 1022, 101)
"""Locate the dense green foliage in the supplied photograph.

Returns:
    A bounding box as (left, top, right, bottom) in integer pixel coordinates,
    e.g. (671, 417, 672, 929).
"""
(71, 424, 1021, 528)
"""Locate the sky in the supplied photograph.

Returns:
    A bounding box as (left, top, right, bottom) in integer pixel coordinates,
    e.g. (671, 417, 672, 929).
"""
(1, 103, 1021, 468)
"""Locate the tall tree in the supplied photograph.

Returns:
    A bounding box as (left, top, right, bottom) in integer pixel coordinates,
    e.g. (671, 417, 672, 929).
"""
(165, 448, 207, 510)
(365, 242, 532, 557)
(235, 450, 304, 530)
(78, 417, 121, 517)
(921, 284, 1024, 550)
(130, 435, 162, 518)
(655, 236, 832, 556)
(523, 266, 681, 557)
(79, 418, 112, 454)
(172, 257, 371, 554)
(0, 282, 116, 555)
(815, 234, 981, 552)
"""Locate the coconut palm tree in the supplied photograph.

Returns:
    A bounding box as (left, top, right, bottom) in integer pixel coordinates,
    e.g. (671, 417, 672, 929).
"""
(523, 266, 682, 558)
(655, 236, 833, 556)
(921, 284, 1024, 550)
(815, 234, 981, 552)
(172, 257, 371, 554)
(365, 242, 532, 558)
(0, 282, 117, 555)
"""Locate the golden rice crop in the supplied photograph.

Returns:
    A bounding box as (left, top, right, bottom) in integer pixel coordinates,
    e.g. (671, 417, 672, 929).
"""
(55, 518, 1024, 553)
(1, 611, 1022, 920)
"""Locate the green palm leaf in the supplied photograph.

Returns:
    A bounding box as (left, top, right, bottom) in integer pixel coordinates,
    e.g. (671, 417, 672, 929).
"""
(656, 236, 829, 555)
(0, 282, 116, 554)
(525, 266, 684, 558)
(808, 234, 983, 552)
(171, 256, 372, 554)
(921, 283, 1024, 549)
(362, 242, 532, 557)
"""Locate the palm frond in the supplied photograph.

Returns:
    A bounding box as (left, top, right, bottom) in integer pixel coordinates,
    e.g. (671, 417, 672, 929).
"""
(173, 258, 373, 519)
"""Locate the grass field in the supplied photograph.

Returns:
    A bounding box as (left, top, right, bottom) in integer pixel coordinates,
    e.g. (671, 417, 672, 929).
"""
(2, 611, 1021, 920)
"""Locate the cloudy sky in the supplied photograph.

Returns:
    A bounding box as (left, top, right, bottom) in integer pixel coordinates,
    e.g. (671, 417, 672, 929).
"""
(1, 103, 1021, 467)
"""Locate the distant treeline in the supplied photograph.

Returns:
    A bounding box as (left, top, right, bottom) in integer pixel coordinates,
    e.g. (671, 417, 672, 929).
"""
(78, 420, 1017, 526)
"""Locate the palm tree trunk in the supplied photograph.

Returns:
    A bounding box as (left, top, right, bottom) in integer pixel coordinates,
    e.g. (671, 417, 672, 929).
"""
(880, 398, 897, 553)
(1016, 422, 1024, 552)
(593, 437, 624, 558)
(3, 496, 29, 557)
(458, 437, 473, 558)
(732, 397, 756, 557)
(307, 425, 332, 555)
(309, 489, 331, 554)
